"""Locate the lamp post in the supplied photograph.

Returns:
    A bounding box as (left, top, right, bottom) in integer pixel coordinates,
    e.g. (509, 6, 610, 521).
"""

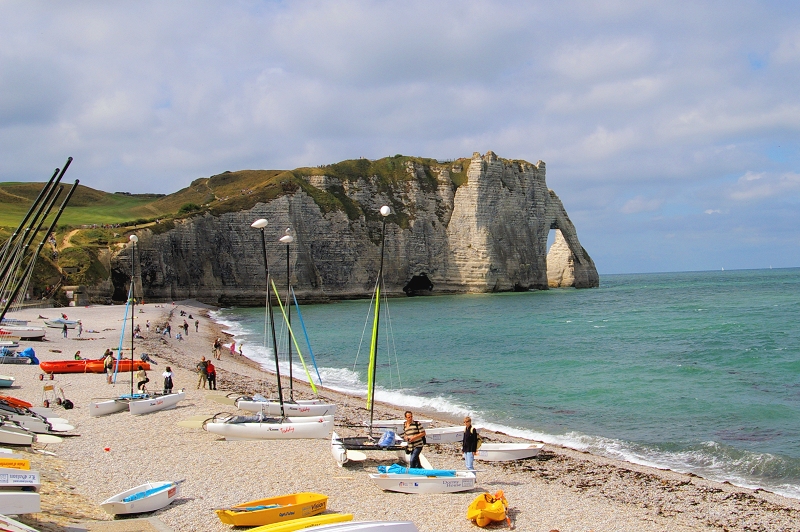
(368, 205, 391, 431)
(129, 234, 138, 397)
(279, 228, 294, 400)
(251, 219, 285, 417)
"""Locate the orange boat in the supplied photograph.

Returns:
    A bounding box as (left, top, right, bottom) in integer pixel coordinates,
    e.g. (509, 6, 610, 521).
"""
(40, 359, 150, 374)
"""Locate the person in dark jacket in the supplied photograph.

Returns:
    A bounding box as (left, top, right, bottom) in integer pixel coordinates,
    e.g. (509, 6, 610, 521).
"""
(462, 416, 480, 471)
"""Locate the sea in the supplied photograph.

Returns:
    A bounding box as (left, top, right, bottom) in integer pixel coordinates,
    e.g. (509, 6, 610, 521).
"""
(211, 267, 800, 500)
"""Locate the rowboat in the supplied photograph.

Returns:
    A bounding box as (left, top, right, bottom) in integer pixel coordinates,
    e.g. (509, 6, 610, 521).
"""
(215, 492, 327, 527)
(100, 480, 180, 515)
(204, 414, 333, 440)
(86, 359, 150, 373)
(0, 375, 14, 388)
(248, 513, 353, 531)
(369, 465, 476, 494)
(89, 394, 149, 417)
(128, 391, 186, 415)
(475, 442, 544, 461)
(236, 396, 336, 417)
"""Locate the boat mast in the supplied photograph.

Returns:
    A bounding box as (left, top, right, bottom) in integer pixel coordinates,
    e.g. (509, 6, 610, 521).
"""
(280, 228, 294, 401)
(252, 219, 285, 418)
(367, 205, 391, 435)
(129, 234, 138, 397)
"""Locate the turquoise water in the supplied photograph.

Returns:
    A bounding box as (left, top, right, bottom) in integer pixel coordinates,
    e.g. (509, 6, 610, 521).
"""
(213, 268, 800, 499)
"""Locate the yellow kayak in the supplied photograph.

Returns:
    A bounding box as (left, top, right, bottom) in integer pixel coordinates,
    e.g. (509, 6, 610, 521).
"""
(248, 513, 354, 531)
(215, 492, 327, 527)
(466, 490, 509, 528)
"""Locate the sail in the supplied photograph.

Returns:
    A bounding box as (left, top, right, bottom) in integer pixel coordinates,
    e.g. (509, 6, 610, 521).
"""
(366, 279, 381, 410)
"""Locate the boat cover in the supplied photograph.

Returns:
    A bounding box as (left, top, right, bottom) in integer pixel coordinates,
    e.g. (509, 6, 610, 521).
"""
(376, 464, 455, 477)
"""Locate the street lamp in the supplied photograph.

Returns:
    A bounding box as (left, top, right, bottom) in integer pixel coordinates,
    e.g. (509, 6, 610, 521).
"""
(129, 234, 138, 396)
(279, 228, 294, 399)
(251, 218, 285, 417)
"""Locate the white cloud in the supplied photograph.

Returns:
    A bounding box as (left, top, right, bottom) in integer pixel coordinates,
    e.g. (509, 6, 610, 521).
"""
(728, 171, 800, 201)
(621, 196, 662, 214)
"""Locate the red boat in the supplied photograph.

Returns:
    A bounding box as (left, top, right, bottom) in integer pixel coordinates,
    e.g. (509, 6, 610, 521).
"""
(40, 359, 150, 374)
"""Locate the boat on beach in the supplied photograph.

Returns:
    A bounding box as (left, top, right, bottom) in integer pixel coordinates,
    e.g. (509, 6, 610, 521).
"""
(100, 480, 180, 515)
(0, 375, 14, 388)
(254, 521, 418, 532)
(89, 394, 149, 417)
(215, 492, 328, 527)
(40, 359, 150, 374)
(0, 326, 45, 340)
(128, 391, 186, 415)
(236, 395, 336, 417)
(43, 318, 77, 329)
(247, 513, 354, 531)
(475, 442, 544, 461)
(369, 464, 476, 494)
(205, 414, 333, 440)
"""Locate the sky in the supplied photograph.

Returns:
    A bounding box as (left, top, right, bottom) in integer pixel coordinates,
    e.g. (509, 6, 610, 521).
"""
(1, 1, 799, 275)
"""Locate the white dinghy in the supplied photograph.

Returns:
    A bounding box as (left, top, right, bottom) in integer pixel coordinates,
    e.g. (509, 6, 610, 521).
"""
(423, 425, 464, 444)
(475, 442, 544, 461)
(205, 413, 333, 440)
(128, 391, 186, 415)
(100, 480, 180, 515)
(369, 464, 476, 494)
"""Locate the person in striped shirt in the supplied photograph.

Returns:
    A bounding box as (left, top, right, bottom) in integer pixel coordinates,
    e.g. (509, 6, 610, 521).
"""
(402, 410, 426, 468)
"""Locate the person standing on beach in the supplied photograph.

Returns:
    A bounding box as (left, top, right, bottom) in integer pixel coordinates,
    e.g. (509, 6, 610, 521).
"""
(462, 416, 480, 472)
(165, 323, 171, 338)
(230, 341, 236, 357)
(162, 366, 174, 394)
(196, 357, 208, 389)
(183, 320, 189, 336)
(103, 349, 114, 383)
(238, 343, 243, 356)
(146, 320, 150, 333)
(62, 323, 68, 338)
(402, 410, 426, 469)
(212, 337, 221, 360)
(195, 319, 199, 333)
(206, 360, 217, 390)
(77, 320, 82, 338)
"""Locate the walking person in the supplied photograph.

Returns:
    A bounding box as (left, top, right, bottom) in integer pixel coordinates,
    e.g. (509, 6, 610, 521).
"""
(146, 320, 150, 333)
(401, 410, 426, 469)
(229, 341, 236, 357)
(76, 320, 82, 338)
(183, 320, 189, 336)
(462, 416, 480, 472)
(165, 323, 171, 338)
(62, 323, 68, 338)
(196, 356, 208, 389)
(206, 360, 217, 390)
(194, 319, 199, 332)
(162, 366, 174, 394)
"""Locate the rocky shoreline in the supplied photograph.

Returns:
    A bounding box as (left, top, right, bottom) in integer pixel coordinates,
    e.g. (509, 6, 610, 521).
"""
(2, 301, 798, 531)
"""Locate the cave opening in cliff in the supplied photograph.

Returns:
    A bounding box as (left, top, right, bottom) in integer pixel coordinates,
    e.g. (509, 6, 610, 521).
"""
(110, 268, 131, 303)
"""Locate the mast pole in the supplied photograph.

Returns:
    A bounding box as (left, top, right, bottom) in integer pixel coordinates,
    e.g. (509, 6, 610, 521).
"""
(368, 205, 391, 435)
(129, 235, 138, 397)
(280, 229, 294, 401)
(252, 219, 285, 418)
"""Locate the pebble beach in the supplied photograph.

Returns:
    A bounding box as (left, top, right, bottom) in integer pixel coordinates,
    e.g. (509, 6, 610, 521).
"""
(2, 301, 799, 532)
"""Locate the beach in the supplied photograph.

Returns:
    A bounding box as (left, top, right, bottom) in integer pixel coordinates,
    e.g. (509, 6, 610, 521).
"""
(2, 301, 799, 532)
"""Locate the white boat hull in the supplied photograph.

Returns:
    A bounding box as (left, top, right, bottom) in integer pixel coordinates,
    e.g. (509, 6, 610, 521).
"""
(0, 424, 34, 446)
(89, 398, 136, 417)
(206, 417, 333, 440)
(423, 426, 464, 443)
(475, 443, 544, 461)
(298, 522, 419, 532)
(128, 391, 186, 415)
(0, 327, 45, 340)
(100, 480, 180, 515)
(370, 419, 432, 430)
(236, 399, 336, 417)
(0, 492, 40, 514)
(369, 471, 476, 494)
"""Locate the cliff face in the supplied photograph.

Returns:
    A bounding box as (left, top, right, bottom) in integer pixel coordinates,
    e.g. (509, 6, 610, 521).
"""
(109, 151, 598, 305)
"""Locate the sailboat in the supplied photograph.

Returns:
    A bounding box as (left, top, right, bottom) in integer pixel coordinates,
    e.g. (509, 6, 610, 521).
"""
(236, 231, 334, 416)
(331, 206, 415, 465)
(204, 218, 333, 440)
